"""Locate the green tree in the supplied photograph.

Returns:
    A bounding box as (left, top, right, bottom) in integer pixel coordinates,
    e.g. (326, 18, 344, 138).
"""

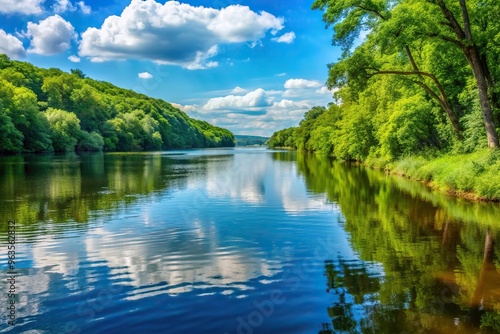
(378, 95, 439, 160)
(312, 0, 500, 148)
(70, 68, 86, 79)
(76, 131, 104, 151)
(0, 81, 52, 152)
(0, 57, 235, 153)
(45, 108, 82, 152)
(0, 107, 23, 153)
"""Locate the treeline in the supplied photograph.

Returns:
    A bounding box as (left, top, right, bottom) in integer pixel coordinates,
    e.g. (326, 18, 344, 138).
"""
(269, 0, 500, 162)
(0, 55, 234, 153)
(235, 135, 269, 146)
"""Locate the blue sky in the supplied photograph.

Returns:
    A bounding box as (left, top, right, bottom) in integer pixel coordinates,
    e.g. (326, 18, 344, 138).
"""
(0, 0, 341, 136)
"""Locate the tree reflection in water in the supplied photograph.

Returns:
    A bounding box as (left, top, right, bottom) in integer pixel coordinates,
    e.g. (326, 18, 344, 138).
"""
(284, 153, 500, 333)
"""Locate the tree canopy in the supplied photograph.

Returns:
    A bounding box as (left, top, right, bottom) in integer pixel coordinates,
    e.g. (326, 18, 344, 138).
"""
(0, 55, 235, 153)
(269, 0, 500, 163)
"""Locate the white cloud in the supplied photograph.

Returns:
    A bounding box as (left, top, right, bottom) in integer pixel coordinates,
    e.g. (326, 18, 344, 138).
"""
(212, 99, 309, 135)
(271, 31, 295, 44)
(283, 78, 326, 97)
(53, 0, 75, 13)
(79, 0, 284, 69)
(203, 88, 273, 110)
(52, 0, 90, 13)
(171, 103, 198, 113)
(276, 72, 286, 77)
(173, 80, 334, 136)
(77, 1, 90, 14)
(284, 78, 322, 89)
(68, 55, 80, 62)
(208, 5, 283, 42)
(230, 86, 246, 94)
(184, 45, 219, 70)
(316, 86, 337, 95)
(273, 99, 310, 110)
(138, 72, 153, 79)
(27, 15, 76, 55)
(179, 92, 312, 135)
(0, 0, 44, 15)
(0, 29, 26, 59)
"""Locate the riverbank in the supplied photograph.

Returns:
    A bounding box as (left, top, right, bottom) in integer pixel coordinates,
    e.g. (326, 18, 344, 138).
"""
(366, 149, 500, 202)
(270, 147, 500, 201)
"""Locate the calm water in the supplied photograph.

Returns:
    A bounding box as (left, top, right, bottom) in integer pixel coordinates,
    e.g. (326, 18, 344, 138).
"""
(0, 148, 499, 333)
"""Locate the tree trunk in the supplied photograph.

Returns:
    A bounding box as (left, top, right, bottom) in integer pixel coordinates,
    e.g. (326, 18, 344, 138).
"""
(467, 48, 500, 148)
(436, 0, 500, 148)
(471, 229, 494, 308)
(457, 0, 499, 148)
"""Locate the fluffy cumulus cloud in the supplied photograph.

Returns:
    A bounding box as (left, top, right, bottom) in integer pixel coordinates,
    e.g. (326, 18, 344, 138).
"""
(203, 88, 273, 111)
(271, 32, 295, 44)
(79, 0, 284, 69)
(0, 0, 44, 15)
(138, 72, 153, 79)
(177, 78, 336, 135)
(284, 78, 322, 89)
(68, 55, 80, 62)
(273, 99, 310, 110)
(0, 29, 26, 59)
(204, 96, 311, 136)
(230, 86, 246, 94)
(283, 78, 331, 97)
(171, 103, 197, 113)
(27, 15, 76, 55)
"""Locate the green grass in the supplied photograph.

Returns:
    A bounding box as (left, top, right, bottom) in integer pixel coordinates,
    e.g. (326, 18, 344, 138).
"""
(387, 149, 500, 201)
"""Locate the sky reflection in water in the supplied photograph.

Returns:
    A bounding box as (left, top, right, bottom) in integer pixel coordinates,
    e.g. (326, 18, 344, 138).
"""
(0, 148, 499, 333)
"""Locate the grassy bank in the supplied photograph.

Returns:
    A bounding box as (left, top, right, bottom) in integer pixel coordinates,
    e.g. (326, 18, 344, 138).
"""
(365, 149, 500, 201)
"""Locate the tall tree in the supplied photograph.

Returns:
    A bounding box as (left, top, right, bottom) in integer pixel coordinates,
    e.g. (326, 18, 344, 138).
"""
(417, 0, 499, 147)
(313, 0, 500, 147)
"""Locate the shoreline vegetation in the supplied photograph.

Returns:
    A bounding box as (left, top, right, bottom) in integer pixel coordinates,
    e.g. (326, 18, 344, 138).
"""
(376, 150, 500, 202)
(269, 145, 500, 202)
(0, 55, 235, 154)
(268, 0, 500, 202)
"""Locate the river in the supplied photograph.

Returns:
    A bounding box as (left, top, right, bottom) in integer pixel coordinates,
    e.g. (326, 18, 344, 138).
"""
(0, 148, 499, 333)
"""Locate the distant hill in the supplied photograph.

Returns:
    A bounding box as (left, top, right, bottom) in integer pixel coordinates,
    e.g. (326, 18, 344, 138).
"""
(235, 135, 269, 146)
(0, 54, 235, 153)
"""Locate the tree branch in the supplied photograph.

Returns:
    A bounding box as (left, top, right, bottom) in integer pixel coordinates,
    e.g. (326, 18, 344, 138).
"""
(427, 33, 465, 48)
(368, 70, 436, 79)
(411, 79, 442, 103)
(368, 64, 462, 138)
(434, 0, 467, 40)
(355, 4, 387, 20)
(405, 46, 420, 72)
(459, 0, 472, 40)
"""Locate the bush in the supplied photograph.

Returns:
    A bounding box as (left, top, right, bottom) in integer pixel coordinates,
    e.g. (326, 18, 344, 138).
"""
(77, 131, 104, 151)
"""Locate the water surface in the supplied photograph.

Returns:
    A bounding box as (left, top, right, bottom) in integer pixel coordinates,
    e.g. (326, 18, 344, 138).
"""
(0, 148, 499, 333)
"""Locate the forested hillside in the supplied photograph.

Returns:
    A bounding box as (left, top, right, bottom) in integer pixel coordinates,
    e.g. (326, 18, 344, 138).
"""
(0, 55, 234, 153)
(235, 135, 269, 146)
(268, 0, 500, 199)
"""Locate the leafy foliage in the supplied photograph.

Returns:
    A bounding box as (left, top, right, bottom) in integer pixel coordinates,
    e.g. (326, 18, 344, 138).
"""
(0, 55, 235, 153)
(235, 135, 269, 146)
(270, 0, 500, 166)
